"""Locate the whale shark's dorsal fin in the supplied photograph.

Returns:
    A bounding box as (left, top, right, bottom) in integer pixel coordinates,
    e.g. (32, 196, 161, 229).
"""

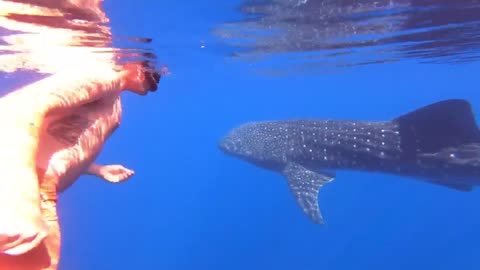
(282, 163, 335, 224)
(393, 99, 480, 158)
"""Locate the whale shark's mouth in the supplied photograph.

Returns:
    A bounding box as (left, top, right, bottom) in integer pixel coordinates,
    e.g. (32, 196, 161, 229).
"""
(218, 134, 255, 157)
(218, 136, 254, 164)
(218, 136, 237, 154)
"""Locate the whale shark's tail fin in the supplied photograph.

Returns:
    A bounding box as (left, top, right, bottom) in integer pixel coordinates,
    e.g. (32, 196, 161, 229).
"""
(393, 99, 480, 158)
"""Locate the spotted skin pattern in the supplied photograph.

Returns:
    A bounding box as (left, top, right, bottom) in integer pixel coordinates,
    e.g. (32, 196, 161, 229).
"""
(219, 99, 480, 224)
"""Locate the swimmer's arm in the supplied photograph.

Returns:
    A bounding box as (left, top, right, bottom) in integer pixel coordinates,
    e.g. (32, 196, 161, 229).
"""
(86, 163, 134, 183)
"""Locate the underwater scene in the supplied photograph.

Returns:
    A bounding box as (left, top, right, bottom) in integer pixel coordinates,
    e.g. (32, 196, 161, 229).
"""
(1, 0, 480, 269)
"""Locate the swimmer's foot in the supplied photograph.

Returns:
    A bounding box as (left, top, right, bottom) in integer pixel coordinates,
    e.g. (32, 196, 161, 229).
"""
(122, 62, 161, 95)
(87, 164, 134, 183)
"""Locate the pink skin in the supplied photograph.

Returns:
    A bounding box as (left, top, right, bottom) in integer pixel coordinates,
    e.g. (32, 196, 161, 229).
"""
(42, 62, 158, 193)
(0, 62, 160, 270)
(86, 164, 135, 183)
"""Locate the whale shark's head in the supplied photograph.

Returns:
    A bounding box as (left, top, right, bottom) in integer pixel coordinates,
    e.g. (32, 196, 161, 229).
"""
(218, 121, 288, 170)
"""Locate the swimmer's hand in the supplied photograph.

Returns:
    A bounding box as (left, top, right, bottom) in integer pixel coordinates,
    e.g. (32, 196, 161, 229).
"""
(87, 164, 134, 183)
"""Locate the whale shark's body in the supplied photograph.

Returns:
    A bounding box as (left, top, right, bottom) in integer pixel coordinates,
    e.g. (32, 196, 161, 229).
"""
(219, 99, 480, 224)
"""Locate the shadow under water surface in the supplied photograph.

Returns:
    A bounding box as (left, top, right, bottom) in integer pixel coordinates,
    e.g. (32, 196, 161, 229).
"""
(213, 0, 480, 74)
(0, 0, 158, 93)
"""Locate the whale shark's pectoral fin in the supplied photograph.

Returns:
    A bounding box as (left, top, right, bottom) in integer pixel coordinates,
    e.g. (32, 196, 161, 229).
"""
(282, 163, 335, 224)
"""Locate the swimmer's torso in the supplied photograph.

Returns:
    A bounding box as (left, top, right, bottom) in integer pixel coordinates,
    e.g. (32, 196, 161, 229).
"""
(36, 93, 122, 192)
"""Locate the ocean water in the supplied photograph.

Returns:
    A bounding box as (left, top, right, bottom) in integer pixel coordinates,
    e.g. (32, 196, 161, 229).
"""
(1, 1, 480, 269)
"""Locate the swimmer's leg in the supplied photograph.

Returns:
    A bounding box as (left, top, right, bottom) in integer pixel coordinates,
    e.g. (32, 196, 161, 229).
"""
(86, 163, 134, 183)
(0, 113, 48, 256)
(39, 173, 60, 270)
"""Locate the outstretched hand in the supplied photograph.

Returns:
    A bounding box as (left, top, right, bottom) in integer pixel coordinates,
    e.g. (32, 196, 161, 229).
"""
(98, 164, 135, 183)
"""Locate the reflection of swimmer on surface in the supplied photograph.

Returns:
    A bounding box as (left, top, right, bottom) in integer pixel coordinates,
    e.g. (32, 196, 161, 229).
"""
(0, 61, 162, 270)
(0, 0, 114, 74)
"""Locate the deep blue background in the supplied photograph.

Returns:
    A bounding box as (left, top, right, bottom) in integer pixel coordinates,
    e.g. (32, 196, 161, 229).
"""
(55, 1, 480, 269)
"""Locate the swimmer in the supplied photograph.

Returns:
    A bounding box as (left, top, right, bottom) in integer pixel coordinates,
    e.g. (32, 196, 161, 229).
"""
(0, 61, 161, 270)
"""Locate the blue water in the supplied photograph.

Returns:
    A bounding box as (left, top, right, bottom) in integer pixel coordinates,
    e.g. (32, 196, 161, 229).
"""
(3, 1, 480, 269)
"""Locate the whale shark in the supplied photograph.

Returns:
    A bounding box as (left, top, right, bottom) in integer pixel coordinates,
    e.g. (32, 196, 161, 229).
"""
(218, 99, 480, 224)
